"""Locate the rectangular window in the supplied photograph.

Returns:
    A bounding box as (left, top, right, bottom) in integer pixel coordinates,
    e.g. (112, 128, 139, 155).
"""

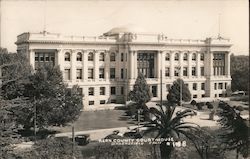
(45, 53, 49, 61)
(121, 68, 124, 79)
(174, 67, 179, 77)
(99, 68, 104, 79)
(100, 100, 106, 104)
(121, 53, 124, 61)
(202, 94, 205, 97)
(192, 67, 196, 76)
(100, 87, 105, 95)
(219, 94, 223, 97)
(193, 83, 197, 90)
(35, 53, 39, 61)
(201, 83, 205, 90)
(88, 68, 94, 79)
(214, 83, 217, 90)
(193, 94, 197, 98)
(77, 88, 83, 96)
(121, 87, 124, 95)
(110, 68, 115, 79)
(89, 101, 94, 105)
(200, 67, 204, 76)
(40, 54, 44, 61)
(183, 67, 188, 76)
(88, 87, 94, 96)
(111, 87, 116, 95)
(64, 69, 71, 80)
(152, 86, 157, 97)
(219, 83, 223, 89)
(225, 83, 227, 89)
(76, 69, 82, 79)
(165, 67, 170, 77)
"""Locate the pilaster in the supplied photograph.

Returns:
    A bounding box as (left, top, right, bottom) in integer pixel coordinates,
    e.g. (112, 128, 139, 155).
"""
(94, 51, 99, 80)
(83, 50, 88, 81)
(71, 50, 76, 82)
(188, 51, 192, 77)
(196, 52, 201, 77)
(170, 51, 174, 78)
(105, 51, 110, 80)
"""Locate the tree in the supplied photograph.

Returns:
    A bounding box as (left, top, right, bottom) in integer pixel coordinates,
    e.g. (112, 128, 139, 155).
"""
(11, 65, 83, 130)
(143, 104, 200, 159)
(217, 101, 249, 159)
(167, 78, 191, 105)
(128, 73, 151, 119)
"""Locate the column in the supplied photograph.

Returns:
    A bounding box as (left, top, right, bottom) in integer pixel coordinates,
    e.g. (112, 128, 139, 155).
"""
(179, 51, 183, 77)
(29, 49, 35, 69)
(71, 50, 76, 82)
(196, 52, 201, 77)
(105, 51, 110, 80)
(157, 51, 161, 79)
(225, 52, 230, 77)
(134, 51, 138, 79)
(209, 53, 214, 76)
(94, 51, 99, 80)
(57, 49, 64, 72)
(129, 51, 134, 79)
(170, 51, 174, 78)
(188, 51, 192, 77)
(161, 51, 165, 79)
(116, 51, 120, 79)
(83, 50, 88, 81)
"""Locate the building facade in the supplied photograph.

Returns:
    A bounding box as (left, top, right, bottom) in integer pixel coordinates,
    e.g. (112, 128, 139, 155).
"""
(16, 26, 232, 110)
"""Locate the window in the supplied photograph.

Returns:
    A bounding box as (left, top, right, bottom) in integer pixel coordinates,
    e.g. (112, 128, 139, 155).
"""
(99, 52, 105, 61)
(165, 67, 170, 77)
(45, 53, 49, 61)
(214, 83, 217, 90)
(192, 67, 196, 76)
(121, 68, 124, 79)
(65, 52, 70, 61)
(193, 94, 197, 98)
(64, 69, 70, 80)
(219, 94, 223, 97)
(100, 87, 105, 95)
(110, 53, 116, 61)
(219, 83, 223, 89)
(183, 53, 188, 61)
(200, 67, 204, 76)
(88, 52, 94, 61)
(77, 88, 83, 96)
(88, 68, 94, 79)
(200, 53, 204, 61)
(225, 83, 227, 89)
(40, 54, 44, 61)
(110, 68, 115, 79)
(89, 101, 94, 105)
(201, 83, 205, 90)
(111, 99, 116, 103)
(174, 67, 180, 76)
(76, 69, 82, 79)
(152, 86, 157, 97)
(121, 87, 124, 95)
(174, 53, 179, 61)
(111, 87, 116, 95)
(166, 84, 171, 91)
(202, 94, 205, 97)
(183, 67, 188, 76)
(35, 53, 39, 61)
(192, 53, 196, 61)
(77, 52, 82, 61)
(165, 53, 170, 61)
(121, 53, 124, 61)
(100, 100, 106, 104)
(88, 87, 94, 96)
(193, 83, 197, 90)
(99, 68, 104, 79)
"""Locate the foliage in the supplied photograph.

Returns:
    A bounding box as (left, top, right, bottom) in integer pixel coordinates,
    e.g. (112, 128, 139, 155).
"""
(143, 104, 200, 159)
(230, 54, 249, 92)
(10, 65, 83, 130)
(217, 101, 249, 159)
(128, 73, 151, 109)
(167, 78, 191, 105)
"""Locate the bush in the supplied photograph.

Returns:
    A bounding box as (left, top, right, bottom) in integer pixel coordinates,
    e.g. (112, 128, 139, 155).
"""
(206, 102, 214, 109)
(196, 103, 203, 110)
(191, 100, 197, 106)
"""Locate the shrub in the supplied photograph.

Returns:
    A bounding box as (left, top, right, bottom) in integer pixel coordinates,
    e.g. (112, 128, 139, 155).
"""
(191, 100, 197, 106)
(196, 103, 203, 110)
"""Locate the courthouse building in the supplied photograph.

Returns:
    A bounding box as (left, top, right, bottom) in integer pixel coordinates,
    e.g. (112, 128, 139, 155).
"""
(16, 26, 232, 110)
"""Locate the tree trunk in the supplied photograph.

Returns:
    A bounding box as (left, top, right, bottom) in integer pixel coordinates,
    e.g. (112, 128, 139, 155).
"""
(236, 149, 239, 159)
(160, 141, 173, 159)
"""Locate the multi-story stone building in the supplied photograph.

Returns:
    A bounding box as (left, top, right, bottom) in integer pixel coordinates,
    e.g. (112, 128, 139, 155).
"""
(15, 26, 232, 110)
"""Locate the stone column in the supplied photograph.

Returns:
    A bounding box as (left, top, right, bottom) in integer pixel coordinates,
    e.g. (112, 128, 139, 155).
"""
(179, 51, 183, 77)
(129, 51, 134, 79)
(94, 51, 99, 80)
(105, 51, 110, 80)
(134, 51, 138, 79)
(29, 49, 35, 69)
(57, 49, 64, 72)
(83, 50, 88, 81)
(225, 52, 230, 77)
(188, 51, 192, 77)
(116, 51, 120, 79)
(71, 50, 76, 82)
(161, 51, 165, 79)
(157, 51, 161, 79)
(170, 51, 174, 78)
(196, 52, 200, 77)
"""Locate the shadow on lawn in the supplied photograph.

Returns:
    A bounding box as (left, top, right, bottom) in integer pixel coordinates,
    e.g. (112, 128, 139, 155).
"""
(18, 129, 60, 141)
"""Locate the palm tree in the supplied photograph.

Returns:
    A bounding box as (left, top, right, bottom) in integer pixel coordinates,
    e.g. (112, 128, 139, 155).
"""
(143, 104, 200, 159)
(217, 101, 249, 159)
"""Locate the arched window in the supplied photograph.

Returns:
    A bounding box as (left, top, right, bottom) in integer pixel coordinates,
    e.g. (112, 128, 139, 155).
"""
(192, 53, 196, 61)
(183, 53, 188, 61)
(110, 52, 116, 62)
(200, 53, 204, 61)
(76, 52, 82, 61)
(165, 53, 170, 61)
(88, 52, 94, 61)
(99, 52, 105, 61)
(174, 53, 179, 61)
(65, 52, 70, 61)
